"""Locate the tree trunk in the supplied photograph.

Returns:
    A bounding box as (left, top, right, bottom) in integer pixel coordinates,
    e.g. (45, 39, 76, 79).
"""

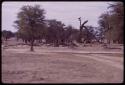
(25, 40, 27, 44)
(78, 32, 82, 43)
(30, 39, 34, 51)
(5, 37, 7, 41)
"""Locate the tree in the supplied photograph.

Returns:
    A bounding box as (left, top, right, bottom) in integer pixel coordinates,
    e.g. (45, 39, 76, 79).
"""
(98, 2, 124, 44)
(14, 5, 46, 51)
(45, 19, 65, 46)
(78, 17, 88, 43)
(44, 20, 79, 47)
(63, 25, 79, 46)
(2, 30, 14, 41)
(85, 26, 97, 43)
(98, 13, 112, 44)
(108, 2, 124, 43)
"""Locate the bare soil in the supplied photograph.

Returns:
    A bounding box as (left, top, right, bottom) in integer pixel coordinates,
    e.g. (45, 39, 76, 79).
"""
(2, 45, 123, 83)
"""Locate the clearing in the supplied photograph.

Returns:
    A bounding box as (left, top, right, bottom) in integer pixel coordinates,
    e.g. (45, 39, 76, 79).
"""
(2, 45, 123, 83)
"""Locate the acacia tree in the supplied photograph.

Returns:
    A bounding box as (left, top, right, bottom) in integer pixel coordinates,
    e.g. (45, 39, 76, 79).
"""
(14, 5, 46, 51)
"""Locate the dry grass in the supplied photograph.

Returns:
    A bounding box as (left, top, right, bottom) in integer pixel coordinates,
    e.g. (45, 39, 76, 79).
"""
(2, 38, 123, 83)
(2, 45, 123, 83)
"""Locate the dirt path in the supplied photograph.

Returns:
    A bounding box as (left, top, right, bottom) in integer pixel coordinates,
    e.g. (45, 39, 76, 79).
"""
(74, 54, 123, 70)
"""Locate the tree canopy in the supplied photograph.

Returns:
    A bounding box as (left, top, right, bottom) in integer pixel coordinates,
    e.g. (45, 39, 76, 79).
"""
(98, 2, 124, 44)
(14, 5, 46, 51)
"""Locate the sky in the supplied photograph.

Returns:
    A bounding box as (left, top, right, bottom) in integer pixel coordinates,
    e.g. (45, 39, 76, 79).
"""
(2, 1, 114, 32)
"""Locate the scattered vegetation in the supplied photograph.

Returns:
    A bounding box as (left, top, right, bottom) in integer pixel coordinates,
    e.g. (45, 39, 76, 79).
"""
(2, 2, 123, 51)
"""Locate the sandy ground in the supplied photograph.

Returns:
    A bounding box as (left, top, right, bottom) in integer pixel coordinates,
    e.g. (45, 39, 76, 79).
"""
(2, 45, 124, 83)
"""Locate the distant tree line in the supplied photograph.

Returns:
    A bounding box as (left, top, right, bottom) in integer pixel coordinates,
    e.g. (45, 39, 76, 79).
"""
(11, 5, 97, 51)
(3, 2, 122, 51)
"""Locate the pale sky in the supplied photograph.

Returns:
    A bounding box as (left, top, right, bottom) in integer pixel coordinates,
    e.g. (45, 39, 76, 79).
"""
(2, 1, 114, 32)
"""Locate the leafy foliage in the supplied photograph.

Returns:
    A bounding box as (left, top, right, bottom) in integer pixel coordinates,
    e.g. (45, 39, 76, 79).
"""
(98, 2, 124, 44)
(14, 5, 46, 51)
